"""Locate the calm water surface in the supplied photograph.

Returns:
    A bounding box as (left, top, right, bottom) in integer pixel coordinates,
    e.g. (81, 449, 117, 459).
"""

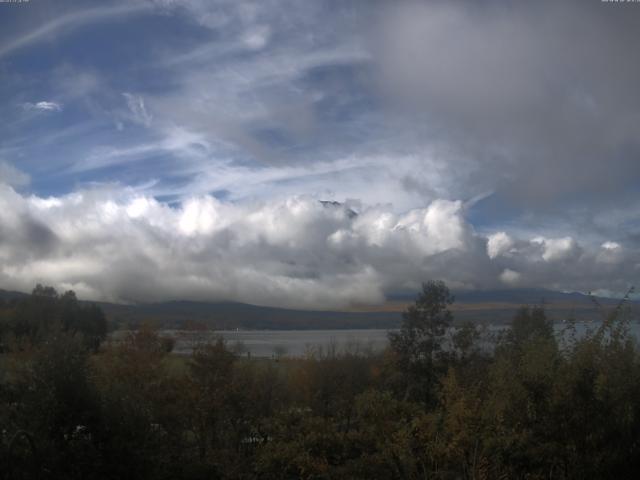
(157, 321, 640, 358)
(166, 329, 390, 357)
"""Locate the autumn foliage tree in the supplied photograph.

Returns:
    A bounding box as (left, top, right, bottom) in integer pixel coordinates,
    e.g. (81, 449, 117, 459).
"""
(2, 282, 640, 479)
(388, 280, 454, 404)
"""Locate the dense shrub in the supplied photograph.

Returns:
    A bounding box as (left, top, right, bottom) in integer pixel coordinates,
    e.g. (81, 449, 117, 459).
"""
(1, 283, 639, 479)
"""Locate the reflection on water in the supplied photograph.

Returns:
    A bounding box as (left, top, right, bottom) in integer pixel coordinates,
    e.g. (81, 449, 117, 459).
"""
(165, 329, 391, 357)
(156, 321, 640, 358)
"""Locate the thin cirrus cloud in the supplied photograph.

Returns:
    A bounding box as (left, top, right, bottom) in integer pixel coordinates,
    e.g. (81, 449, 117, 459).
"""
(0, 161, 30, 187)
(0, 2, 151, 59)
(122, 93, 153, 127)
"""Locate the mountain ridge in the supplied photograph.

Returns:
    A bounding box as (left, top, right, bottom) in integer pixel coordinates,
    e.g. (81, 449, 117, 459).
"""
(2, 287, 636, 330)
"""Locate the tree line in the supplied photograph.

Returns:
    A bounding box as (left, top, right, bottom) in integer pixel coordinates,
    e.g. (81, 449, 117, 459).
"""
(1, 281, 639, 479)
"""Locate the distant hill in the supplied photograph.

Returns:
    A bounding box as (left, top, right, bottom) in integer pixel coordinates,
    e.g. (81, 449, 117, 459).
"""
(1, 287, 636, 330)
(385, 288, 638, 325)
(388, 287, 619, 305)
(98, 300, 401, 330)
(0, 289, 29, 301)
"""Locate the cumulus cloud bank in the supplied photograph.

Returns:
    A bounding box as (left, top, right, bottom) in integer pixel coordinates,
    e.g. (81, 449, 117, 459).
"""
(0, 181, 636, 308)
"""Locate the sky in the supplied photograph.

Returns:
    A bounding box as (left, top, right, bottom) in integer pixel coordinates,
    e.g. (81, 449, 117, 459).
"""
(1, 0, 639, 308)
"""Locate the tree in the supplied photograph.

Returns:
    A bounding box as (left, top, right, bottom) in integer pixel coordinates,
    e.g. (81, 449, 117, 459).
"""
(388, 280, 454, 404)
(186, 338, 236, 464)
(1, 286, 107, 352)
(93, 325, 177, 479)
(13, 332, 102, 478)
(508, 305, 553, 347)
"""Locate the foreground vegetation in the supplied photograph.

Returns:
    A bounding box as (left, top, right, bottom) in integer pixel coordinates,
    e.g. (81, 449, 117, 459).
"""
(1, 282, 639, 479)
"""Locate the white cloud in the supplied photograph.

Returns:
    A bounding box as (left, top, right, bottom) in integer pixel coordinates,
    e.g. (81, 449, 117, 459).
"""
(602, 241, 621, 251)
(243, 25, 271, 50)
(500, 269, 521, 286)
(70, 126, 210, 173)
(0, 161, 30, 187)
(23, 101, 63, 112)
(532, 236, 579, 262)
(123, 93, 153, 126)
(0, 181, 469, 307)
(597, 241, 624, 265)
(0, 181, 637, 307)
(487, 232, 514, 259)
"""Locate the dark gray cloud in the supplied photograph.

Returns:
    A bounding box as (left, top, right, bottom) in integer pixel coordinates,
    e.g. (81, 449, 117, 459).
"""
(373, 0, 640, 211)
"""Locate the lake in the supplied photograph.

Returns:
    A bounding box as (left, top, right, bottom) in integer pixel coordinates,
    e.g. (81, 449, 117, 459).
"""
(158, 321, 640, 357)
(165, 329, 391, 357)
